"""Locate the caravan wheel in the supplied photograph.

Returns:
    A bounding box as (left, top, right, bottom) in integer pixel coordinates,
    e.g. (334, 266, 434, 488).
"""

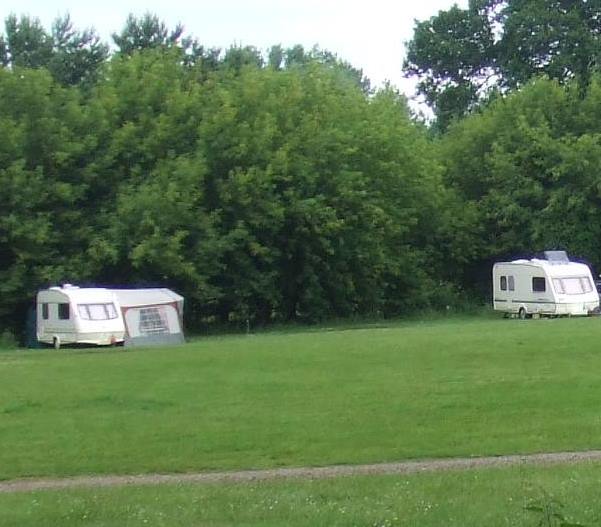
(518, 308, 527, 320)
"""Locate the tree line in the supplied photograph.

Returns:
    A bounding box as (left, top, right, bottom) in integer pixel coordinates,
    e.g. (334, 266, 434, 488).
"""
(2, 8, 601, 338)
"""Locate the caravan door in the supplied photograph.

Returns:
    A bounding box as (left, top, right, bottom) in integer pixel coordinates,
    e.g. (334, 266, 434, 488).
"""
(528, 272, 555, 315)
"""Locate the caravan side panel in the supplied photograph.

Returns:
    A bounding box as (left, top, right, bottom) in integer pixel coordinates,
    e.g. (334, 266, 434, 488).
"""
(493, 263, 557, 316)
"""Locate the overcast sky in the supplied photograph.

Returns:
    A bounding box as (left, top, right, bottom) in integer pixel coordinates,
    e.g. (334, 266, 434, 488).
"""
(2, 0, 467, 100)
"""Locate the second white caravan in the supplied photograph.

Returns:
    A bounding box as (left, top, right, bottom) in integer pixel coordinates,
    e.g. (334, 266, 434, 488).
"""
(493, 251, 599, 318)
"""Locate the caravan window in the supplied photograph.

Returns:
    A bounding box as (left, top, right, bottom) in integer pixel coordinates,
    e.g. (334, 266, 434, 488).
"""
(500, 276, 507, 291)
(42, 303, 49, 320)
(508, 276, 515, 291)
(553, 278, 564, 294)
(77, 303, 118, 320)
(581, 277, 593, 293)
(552, 277, 593, 295)
(58, 303, 70, 320)
(532, 277, 546, 292)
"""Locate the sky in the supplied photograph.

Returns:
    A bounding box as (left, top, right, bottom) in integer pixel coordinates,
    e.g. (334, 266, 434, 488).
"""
(2, 0, 468, 102)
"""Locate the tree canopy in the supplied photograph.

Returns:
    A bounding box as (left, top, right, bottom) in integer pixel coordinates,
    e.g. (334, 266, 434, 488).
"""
(404, 0, 601, 129)
(0, 14, 109, 86)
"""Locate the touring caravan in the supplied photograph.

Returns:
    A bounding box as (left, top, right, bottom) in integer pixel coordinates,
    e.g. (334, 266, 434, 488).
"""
(492, 251, 599, 318)
(36, 285, 125, 348)
(36, 285, 185, 348)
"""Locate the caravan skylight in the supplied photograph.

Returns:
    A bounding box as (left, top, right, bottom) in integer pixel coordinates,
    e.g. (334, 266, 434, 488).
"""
(544, 251, 570, 263)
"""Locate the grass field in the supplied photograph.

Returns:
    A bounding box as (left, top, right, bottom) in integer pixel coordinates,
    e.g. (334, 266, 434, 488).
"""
(2, 316, 601, 482)
(2, 462, 601, 526)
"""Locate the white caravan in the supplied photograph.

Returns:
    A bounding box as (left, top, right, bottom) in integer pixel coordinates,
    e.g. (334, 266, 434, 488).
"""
(36, 285, 185, 348)
(492, 251, 599, 318)
(36, 285, 125, 348)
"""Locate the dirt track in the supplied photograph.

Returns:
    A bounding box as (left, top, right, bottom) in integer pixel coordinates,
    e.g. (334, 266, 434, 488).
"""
(3, 450, 601, 494)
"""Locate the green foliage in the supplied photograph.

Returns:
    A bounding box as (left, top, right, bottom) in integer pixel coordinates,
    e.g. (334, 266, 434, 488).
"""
(7, 10, 601, 335)
(404, 4, 496, 129)
(112, 13, 185, 55)
(1, 14, 53, 68)
(0, 21, 454, 333)
(194, 65, 445, 322)
(49, 15, 109, 86)
(404, 0, 601, 128)
(0, 66, 105, 331)
(0, 14, 108, 86)
(440, 75, 601, 285)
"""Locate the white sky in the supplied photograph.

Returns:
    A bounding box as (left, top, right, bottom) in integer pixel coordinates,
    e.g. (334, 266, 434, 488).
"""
(1, 0, 468, 101)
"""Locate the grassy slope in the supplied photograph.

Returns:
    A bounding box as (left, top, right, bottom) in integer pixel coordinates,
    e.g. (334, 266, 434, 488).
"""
(2, 317, 601, 480)
(2, 462, 601, 526)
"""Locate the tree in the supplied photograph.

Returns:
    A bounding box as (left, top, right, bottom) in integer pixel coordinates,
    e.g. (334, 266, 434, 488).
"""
(0, 67, 105, 333)
(404, 0, 601, 129)
(112, 13, 184, 55)
(221, 45, 264, 72)
(439, 75, 601, 289)
(0, 23, 458, 335)
(0, 14, 108, 86)
(283, 44, 371, 93)
(112, 13, 221, 73)
(196, 62, 446, 322)
(404, 3, 497, 129)
(49, 15, 109, 86)
(498, 0, 601, 88)
(0, 14, 53, 69)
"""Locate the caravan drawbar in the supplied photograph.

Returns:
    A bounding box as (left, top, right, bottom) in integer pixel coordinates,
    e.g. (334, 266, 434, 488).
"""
(492, 251, 599, 318)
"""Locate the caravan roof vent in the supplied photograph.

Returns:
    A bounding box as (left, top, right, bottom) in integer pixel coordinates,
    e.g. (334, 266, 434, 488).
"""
(544, 250, 569, 264)
(62, 283, 79, 289)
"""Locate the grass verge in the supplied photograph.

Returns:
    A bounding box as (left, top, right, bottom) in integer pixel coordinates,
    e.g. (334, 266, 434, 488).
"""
(1, 461, 601, 526)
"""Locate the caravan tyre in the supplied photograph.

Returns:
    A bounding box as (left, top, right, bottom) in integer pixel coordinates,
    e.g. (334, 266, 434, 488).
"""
(518, 308, 527, 320)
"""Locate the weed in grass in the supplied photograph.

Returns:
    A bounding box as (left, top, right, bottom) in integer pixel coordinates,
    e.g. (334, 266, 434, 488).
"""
(525, 490, 587, 527)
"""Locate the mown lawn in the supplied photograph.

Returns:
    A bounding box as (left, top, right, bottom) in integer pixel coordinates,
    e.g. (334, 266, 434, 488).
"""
(2, 317, 601, 480)
(2, 461, 601, 526)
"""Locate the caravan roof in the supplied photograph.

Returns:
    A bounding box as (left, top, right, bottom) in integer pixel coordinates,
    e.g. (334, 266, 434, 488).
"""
(42, 286, 116, 303)
(39, 286, 183, 308)
(496, 258, 592, 277)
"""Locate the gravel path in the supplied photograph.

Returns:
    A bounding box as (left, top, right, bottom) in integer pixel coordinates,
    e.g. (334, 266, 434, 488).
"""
(3, 450, 601, 494)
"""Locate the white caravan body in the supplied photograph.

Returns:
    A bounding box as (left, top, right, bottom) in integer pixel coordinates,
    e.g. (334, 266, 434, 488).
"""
(36, 285, 125, 347)
(493, 258, 599, 317)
